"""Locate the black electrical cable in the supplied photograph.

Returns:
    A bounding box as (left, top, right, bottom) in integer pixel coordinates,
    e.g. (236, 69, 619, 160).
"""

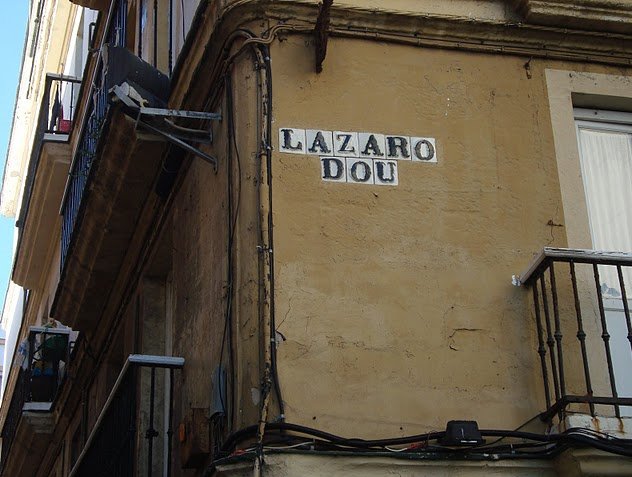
(217, 32, 287, 426)
(217, 70, 241, 432)
(565, 425, 632, 444)
(463, 411, 543, 451)
(560, 430, 632, 458)
(211, 440, 568, 470)
(200, 30, 286, 446)
(220, 422, 446, 452)
(479, 429, 552, 442)
(219, 421, 632, 460)
(225, 67, 243, 429)
(225, 71, 242, 249)
(257, 42, 286, 419)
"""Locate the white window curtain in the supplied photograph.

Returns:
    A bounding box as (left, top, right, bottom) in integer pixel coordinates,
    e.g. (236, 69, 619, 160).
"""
(576, 112, 632, 296)
(576, 111, 632, 414)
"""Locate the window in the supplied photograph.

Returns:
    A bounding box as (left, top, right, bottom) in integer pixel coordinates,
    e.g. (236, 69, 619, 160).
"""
(171, 0, 201, 68)
(139, 0, 156, 66)
(575, 108, 632, 415)
(575, 109, 632, 256)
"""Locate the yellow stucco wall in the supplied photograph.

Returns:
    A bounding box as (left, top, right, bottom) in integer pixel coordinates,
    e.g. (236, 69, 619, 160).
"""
(267, 34, 632, 437)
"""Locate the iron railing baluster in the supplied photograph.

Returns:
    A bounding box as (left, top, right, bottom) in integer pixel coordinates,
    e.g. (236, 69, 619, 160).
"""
(616, 265, 632, 356)
(167, 367, 174, 477)
(592, 263, 620, 418)
(533, 282, 551, 410)
(540, 273, 560, 403)
(147, 366, 157, 477)
(549, 263, 566, 401)
(569, 261, 594, 416)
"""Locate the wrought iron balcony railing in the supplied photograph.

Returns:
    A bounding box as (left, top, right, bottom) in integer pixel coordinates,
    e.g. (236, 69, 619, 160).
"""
(16, 74, 81, 231)
(517, 248, 632, 421)
(69, 355, 184, 477)
(0, 327, 77, 473)
(41, 74, 81, 137)
(60, 0, 128, 269)
(0, 368, 27, 474)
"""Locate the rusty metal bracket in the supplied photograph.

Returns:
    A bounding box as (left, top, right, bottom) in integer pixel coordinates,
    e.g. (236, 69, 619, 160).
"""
(314, 0, 333, 73)
(111, 84, 220, 171)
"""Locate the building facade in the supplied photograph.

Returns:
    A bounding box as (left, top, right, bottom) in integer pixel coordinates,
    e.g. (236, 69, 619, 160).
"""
(1, 0, 632, 475)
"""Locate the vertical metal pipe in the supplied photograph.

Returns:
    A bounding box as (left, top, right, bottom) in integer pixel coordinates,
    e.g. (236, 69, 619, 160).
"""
(168, 0, 173, 75)
(138, 0, 144, 59)
(43, 77, 51, 133)
(570, 261, 594, 415)
(616, 265, 632, 355)
(147, 366, 156, 477)
(593, 264, 620, 418)
(540, 273, 560, 403)
(153, 0, 158, 67)
(70, 81, 75, 124)
(549, 263, 566, 399)
(122, 0, 127, 47)
(533, 283, 552, 410)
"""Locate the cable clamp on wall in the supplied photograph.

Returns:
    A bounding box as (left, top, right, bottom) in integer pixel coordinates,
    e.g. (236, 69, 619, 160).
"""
(257, 245, 273, 254)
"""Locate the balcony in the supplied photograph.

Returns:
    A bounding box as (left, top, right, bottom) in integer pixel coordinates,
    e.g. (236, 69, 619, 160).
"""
(13, 74, 81, 289)
(517, 248, 632, 422)
(53, 0, 170, 330)
(0, 327, 78, 474)
(68, 354, 184, 476)
(60, 0, 129, 269)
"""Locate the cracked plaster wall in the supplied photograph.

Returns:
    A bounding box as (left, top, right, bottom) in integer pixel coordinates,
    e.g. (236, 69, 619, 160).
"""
(269, 35, 632, 438)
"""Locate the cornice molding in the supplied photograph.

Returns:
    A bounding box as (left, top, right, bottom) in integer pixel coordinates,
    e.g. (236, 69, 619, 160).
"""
(270, 2, 632, 62)
(315, 3, 632, 63)
(172, 0, 632, 110)
(166, 0, 632, 167)
(513, 0, 632, 33)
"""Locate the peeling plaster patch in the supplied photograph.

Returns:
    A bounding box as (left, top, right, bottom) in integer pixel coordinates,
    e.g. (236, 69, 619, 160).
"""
(448, 328, 484, 351)
(251, 387, 261, 406)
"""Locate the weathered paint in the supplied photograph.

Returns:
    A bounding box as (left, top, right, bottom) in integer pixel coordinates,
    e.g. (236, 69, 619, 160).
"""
(269, 34, 632, 441)
(6, 0, 632, 475)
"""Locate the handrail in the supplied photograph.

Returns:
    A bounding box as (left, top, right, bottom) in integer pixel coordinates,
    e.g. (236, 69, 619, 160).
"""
(69, 354, 184, 477)
(516, 247, 632, 286)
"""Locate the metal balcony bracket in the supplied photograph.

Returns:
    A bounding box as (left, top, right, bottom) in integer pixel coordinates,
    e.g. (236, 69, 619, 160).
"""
(111, 84, 221, 171)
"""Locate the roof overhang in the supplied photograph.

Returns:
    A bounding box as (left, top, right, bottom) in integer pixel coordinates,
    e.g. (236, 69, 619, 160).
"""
(69, 0, 110, 10)
(513, 0, 632, 34)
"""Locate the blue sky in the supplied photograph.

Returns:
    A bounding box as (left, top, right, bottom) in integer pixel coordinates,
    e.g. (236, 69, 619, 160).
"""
(0, 4, 29, 315)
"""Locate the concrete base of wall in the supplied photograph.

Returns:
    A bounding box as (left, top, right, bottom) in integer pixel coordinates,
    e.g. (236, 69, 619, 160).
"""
(215, 452, 558, 476)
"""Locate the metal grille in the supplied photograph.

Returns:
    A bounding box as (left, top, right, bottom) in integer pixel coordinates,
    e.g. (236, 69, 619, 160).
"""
(60, 0, 128, 269)
(0, 369, 27, 474)
(73, 368, 137, 477)
(70, 355, 183, 477)
(520, 248, 632, 421)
